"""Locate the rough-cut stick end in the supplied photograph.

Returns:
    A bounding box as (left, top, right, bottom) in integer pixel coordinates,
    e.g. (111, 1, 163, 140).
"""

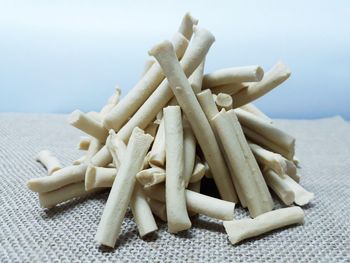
(27, 179, 40, 192)
(85, 165, 97, 191)
(184, 12, 199, 26)
(193, 25, 216, 43)
(68, 109, 83, 125)
(255, 66, 265, 81)
(148, 40, 174, 57)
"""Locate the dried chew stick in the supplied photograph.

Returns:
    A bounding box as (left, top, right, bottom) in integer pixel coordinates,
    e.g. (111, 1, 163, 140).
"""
(262, 169, 295, 205)
(203, 65, 264, 89)
(209, 82, 247, 96)
(148, 118, 166, 168)
(196, 89, 246, 207)
(27, 164, 87, 193)
(144, 184, 235, 221)
(178, 12, 199, 40)
(116, 27, 216, 142)
(163, 106, 191, 233)
(107, 128, 158, 238)
(148, 199, 167, 222)
(78, 136, 91, 151)
(95, 127, 153, 247)
(183, 118, 196, 186)
(136, 167, 166, 188)
(215, 93, 233, 111)
(35, 150, 63, 175)
(149, 38, 238, 203)
(39, 182, 104, 209)
(232, 62, 291, 108)
(103, 30, 190, 131)
(235, 108, 295, 154)
(249, 142, 287, 177)
(240, 103, 272, 123)
(68, 110, 108, 143)
(223, 207, 304, 245)
(85, 166, 117, 191)
(130, 183, 158, 238)
(212, 109, 273, 217)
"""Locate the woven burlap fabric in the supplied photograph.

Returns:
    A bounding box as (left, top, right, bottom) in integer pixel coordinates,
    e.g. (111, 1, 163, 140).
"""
(0, 114, 349, 263)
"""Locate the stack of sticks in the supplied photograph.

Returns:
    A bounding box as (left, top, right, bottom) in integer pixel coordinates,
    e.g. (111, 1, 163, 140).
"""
(27, 13, 314, 247)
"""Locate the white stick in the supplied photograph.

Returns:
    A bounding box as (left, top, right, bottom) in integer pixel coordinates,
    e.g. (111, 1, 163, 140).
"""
(233, 62, 291, 108)
(240, 103, 272, 123)
(235, 108, 295, 153)
(35, 150, 62, 175)
(284, 176, 314, 206)
(242, 125, 294, 160)
(148, 199, 167, 222)
(210, 82, 246, 96)
(130, 183, 158, 237)
(27, 164, 87, 193)
(136, 167, 166, 188)
(144, 121, 159, 138)
(116, 27, 216, 143)
(149, 36, 238, 203)
(78, 136, 91, 151)
(144, 184, 235, 221)
(223, 207, 304, 245)
(148, 118, 166, 168)
(215, 92, 233, 111)
(189, 157, 205, 183)
(212, 110, 273, 217)
(39, 182, 103, 209)
(249, 142, 287, 177)
(85, 166, 117, 191)
(103, 32, 189, 131)
(263, 169, 295, 205)
(141, 59, 155, 77)
(90, 146, 113, 167)
(73, 156, 86, 165)
(68, 110, 108, 143)
(183, 117, 196, 186)
(178, 12, 198, 40)
(99, 87, 121, 117)
(203, 65, 264, 88)
(163, 106, 191, 233)
(95, 127, 153, 247)
(84, 138, 102, 164)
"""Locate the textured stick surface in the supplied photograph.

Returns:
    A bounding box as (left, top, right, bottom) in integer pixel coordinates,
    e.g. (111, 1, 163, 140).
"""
(0, 113, 349, 262)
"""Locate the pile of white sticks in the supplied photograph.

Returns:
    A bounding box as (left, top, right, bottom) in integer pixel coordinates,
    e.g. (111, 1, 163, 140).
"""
(27, 13, 314, 247)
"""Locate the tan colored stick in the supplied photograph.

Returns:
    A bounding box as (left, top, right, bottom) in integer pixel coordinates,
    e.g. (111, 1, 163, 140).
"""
(223, 207, 304, 245)
(148, 118, 166, 168)
(144, 121, 159, 137)
(240, 103, 272, 123)
(95, 127, 153, 247)
(233, 62, 291, 108)
(85, 166, 117, 191)
(116, 27, 216, 142)
(68, 110, 108, 143)
(212, 110, 273, 217)
(136, 167, 166, 188)
(263, 169, 295, 205)
(178, 12, 198, 40)
(73, 156, 86, 165)
(78, 136, 91, 151)
(284, 176, 314, 206)
(144, 184, 235, 221)
(189, 60, 206, 94)
(163, 106, 191, 233)
(235, 108, 295, 153)
(189, 157, 205, 183)
(210, 83, 246, 96)
(27, 164, 87, 193)
(203, 65, 264, 88)
(99, 87, 121, 117)
(130, 183, 158, 237)
(103, 32, 189, 131)
(196, 89, 246, 207)
(35, 150, 62, 175)
(242, 126, 294, 160)
(183, 117, 196, 186)
(84, 138, 102, 164)
(149, 37, 238, 203)
(249, 142, 286, 177)
(215, 93, 233, 111)
(39, 182, 103, 209)
(141, 59, 155, 77)
(90, 146, 113, 167)
(148, 199, 167, 222)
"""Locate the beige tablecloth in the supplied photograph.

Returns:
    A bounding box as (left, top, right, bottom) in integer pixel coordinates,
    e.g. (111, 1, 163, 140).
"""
(0, 114, 349, 262)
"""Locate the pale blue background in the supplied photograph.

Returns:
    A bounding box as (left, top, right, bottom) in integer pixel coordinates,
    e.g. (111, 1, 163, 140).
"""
(0, 1, 349, 119)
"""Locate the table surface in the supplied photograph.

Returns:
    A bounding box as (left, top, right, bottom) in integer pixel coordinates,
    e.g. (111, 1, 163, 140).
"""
(0, 114, 349, 263)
